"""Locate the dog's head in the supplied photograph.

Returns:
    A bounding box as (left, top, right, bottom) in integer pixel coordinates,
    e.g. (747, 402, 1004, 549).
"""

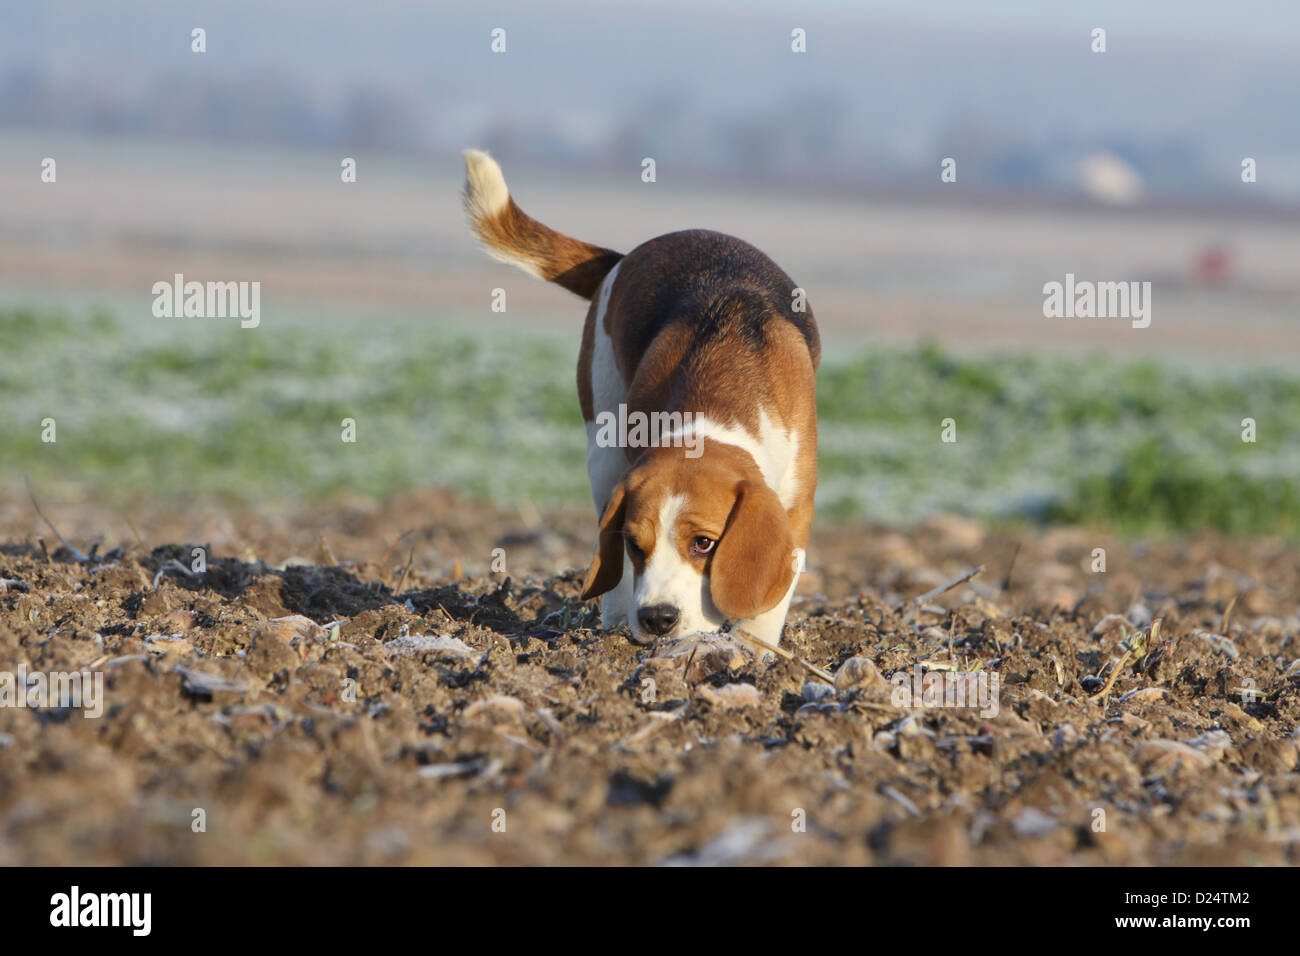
(580, 441, 795, 641)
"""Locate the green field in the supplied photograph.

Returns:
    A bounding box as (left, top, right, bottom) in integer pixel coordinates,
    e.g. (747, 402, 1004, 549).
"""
(3, 306, 1298, 535)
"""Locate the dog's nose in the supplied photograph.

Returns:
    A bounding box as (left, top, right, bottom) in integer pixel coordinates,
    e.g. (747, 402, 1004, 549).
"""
(637, 604, 680, 636)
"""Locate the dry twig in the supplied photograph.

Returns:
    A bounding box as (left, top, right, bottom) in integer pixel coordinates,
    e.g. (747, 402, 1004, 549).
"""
(25, 476, 88, 562)
(900, 565, 984, 621)
(731, 627, 835, 685)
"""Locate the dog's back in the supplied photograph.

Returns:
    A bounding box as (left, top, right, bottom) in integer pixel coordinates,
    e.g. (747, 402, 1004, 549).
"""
(599, 228, 820, 377)
(463, 150, 820, 411)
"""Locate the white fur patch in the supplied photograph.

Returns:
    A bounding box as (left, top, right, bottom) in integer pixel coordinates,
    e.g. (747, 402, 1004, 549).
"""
(585, 262, 626, 512)
(461, 148, 543, 278)
(643, 411, 804, 645)
(665, 410, 800, 508)
(583, 263, 634, 629)
(462, 149, 509, 219)
(630, 494, 725, 640)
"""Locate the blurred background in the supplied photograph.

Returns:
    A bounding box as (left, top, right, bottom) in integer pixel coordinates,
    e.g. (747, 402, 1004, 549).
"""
(2, 0, 1298, 540)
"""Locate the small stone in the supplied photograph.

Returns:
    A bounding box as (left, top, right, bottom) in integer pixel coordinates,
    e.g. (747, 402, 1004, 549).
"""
(1126, 603, 1153, 628)
(266, 614, 326, 643)
(161, 609, 196, 633)
(1052, 724, 1079, 748)
(385, 634, 477, 658)
(1091, 614, 1129, 639)
(1131, 739, 1214, 774)
(463, 696, 526, 721)
(696, 682, 762, 710)
(1182, 730, 1232, 761)
(834, 657, 885, 693)
(871, 730, 897, 751)
(802, 681, 835, 702)
(1011, 807, 1058, 837)
(1118, 687, 1168, 704)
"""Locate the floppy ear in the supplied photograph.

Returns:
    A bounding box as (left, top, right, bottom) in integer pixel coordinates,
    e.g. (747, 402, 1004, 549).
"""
(581, 482, 628, 600)
(709, 480, 795, 620)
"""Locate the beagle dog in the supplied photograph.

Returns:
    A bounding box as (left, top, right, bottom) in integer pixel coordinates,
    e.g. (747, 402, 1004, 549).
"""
(462, 150, 819, 646)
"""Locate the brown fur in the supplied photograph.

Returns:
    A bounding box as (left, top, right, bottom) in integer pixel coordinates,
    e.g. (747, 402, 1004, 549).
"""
(576, 232, 819, 617)
(472, 196, 622, 300)
(580, 440, 802, 619)
(709, 478, 797, 619)
(464, 157, 818, 625)
(581, 482, 628, 601)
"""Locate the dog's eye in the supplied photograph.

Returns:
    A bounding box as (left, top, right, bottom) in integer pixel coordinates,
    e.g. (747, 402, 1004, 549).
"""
(690, 536, 716, 556)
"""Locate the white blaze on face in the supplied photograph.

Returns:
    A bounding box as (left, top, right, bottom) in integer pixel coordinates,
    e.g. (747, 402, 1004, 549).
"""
(630, 492, 724, 639)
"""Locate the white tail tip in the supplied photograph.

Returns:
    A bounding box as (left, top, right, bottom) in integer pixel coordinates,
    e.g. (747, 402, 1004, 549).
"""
(462, 148, 510, 221)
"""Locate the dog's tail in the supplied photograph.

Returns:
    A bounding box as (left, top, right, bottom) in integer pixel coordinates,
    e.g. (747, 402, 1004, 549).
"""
(462, 149, 623, 300)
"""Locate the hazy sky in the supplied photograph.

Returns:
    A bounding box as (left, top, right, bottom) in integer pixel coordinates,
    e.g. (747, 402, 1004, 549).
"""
(6, 0, 1297, 81)
(4, 1, 1297, 195)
